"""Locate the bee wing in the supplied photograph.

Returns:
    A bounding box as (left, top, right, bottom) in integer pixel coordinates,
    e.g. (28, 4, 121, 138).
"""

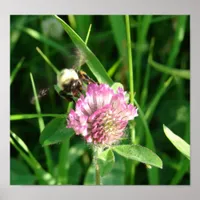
(71, 48, 87, 70)
(30, 87, 50, 104)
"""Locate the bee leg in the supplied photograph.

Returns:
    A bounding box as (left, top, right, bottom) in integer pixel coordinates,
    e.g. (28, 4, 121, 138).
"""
(59, 91, 75, 103)
(78, 70, 96, 85)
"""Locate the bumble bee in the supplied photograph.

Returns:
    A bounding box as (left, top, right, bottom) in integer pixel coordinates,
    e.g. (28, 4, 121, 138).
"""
(31, 51, 96, 104)
(56, 67, 96, 102)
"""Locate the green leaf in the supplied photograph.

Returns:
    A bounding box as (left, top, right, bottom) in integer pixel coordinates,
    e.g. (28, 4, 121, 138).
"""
(113, 144, 163, 169)
(97, 149, 115, 177)
(163, 124, 190, 160)
(54, 15, 113, 86)
(39, 117, 74, 146)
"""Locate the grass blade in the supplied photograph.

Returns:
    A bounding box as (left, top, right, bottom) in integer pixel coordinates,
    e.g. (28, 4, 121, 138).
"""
(167, 16, 188, 68)
(130, 15, 176, 28)
(30, 73, 54, 175)
(145, 76, 174, 122)
(160, 16, 188, 83)
(125, 15, 137, 184)
(107, 58, 122, 78)
(10, 131, 56, 185)
(109, 15, 127, 63)
(57, 139, 70, 184)
(54, 15, 113, 85)
(21, 27, 66, 54)
(134, 99, 159, 184)
(170, 158, 190, 184)
(10, 114, 65, 121)
(135, 15, 152, 95)
(85, 24, 92, 45)
(10, 57, 25, 85)
(149, 58, 190, 80)
(36, 47, 60, 75)
(140, 38, 155, 108)
(11, 16, 27, 52)
(75, 15, 92, 40)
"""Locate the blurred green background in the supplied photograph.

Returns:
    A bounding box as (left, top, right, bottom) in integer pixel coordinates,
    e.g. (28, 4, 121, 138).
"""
(10, 15, 190, 185)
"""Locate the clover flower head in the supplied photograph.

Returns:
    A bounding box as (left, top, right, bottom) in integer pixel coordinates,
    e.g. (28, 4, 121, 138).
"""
(67, 83, 138, 146)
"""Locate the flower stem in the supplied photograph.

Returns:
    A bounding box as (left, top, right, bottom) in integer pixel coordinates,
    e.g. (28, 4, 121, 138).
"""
(93, 146, 102, 185)
(95, 158, 101, 185)
(125, 15, 134, 104)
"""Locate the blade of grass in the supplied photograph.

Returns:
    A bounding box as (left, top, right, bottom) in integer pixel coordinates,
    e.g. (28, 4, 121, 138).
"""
(30, 73, 54, 175)
(36, 47, 60, 75)
(125, 15, 136, 184)
(107, 58, 122, 78)
(57, 139, 70, 184)
(10, 131, 56, 185)
(140, 38, 155, 108)
(85, 24, 92, 45)
(167, 16, 188, 69)
(10, 57, 25, 85)
(54, 15, 113, 85)
(145, 76, 174, 122)
(21, 27, 66, 54)
(160, 16, 188, 83)
(134, 100, 156, 153)
(130, 15, 176, 28)
(75, 15, 92, 40)
(170, 158, 190, 184)
(134, 99, 159, 184)
(11, 16, 27, 52)
(40, 16, 56, 113)
(10, 114, 66, 121)
(149, 58, 190, 80)
(135, 15, 152, 96)
(137, 77, 173, 155)
(30, 73, 45, 130)
(109, 15, 127, 63)
(68, 15, 76, 30)
(57, 103, 73, 184)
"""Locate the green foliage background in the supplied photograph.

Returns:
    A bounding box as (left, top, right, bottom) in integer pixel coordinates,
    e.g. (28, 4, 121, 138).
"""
(10, 15, 190, 185)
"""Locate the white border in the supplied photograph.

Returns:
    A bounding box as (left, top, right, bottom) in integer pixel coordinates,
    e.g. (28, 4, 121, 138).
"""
(1, 0, 200, 199)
